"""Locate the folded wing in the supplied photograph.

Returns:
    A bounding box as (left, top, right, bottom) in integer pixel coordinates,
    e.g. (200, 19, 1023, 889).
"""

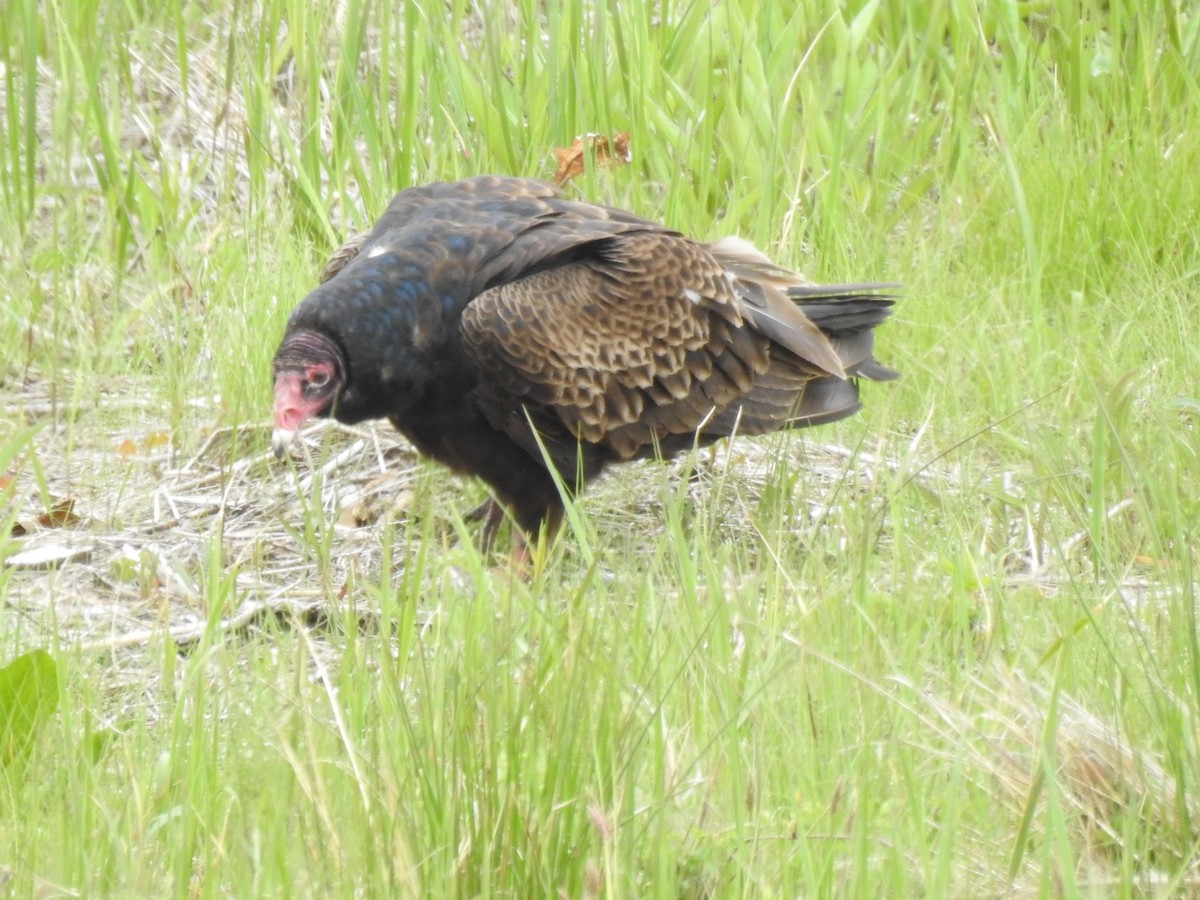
(459, 228, 897, 468)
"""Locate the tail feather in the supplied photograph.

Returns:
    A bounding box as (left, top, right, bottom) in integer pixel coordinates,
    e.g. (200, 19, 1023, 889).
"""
(708, 235, 899, 383)
(785, 282, 901, 299)
(696, 236, 900, 435)
(785, 286, 899, 382)
(847, 356, 901, 382)
(790, 290, 897, 347)
(785, 375, 863, 427)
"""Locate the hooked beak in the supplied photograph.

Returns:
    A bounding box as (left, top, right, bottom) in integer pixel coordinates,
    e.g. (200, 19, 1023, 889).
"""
(272, 370, 315, 459)
(271, 428, 297, 459)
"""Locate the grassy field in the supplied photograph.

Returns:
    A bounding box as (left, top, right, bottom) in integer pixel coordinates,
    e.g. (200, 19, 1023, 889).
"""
(2, 0, 1199, 895)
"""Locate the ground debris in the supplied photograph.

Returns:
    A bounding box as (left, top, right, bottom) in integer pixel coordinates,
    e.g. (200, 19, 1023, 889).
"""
(3, 415, 419, 652)
(5, 541, 95, 570)
(2, 397, 1177, 654)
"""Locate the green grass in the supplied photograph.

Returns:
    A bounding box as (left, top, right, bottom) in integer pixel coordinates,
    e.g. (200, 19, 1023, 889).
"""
(2, 0, 1200, 895)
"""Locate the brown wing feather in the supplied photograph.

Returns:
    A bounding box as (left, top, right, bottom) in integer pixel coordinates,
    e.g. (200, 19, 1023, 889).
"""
(461, 232, 769, 460)
(319, 232, 368, 283)
(459, 223, 895, 466)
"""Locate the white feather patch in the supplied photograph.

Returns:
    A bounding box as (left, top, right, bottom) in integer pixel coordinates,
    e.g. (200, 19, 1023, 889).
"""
(708, 235, 773, 265)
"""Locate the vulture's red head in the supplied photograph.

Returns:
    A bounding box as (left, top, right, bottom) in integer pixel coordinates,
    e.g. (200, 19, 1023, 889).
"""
(271, 330, 346, 457)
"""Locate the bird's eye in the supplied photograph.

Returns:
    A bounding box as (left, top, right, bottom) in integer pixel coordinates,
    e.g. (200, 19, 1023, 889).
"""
(301, 369, 332, 398)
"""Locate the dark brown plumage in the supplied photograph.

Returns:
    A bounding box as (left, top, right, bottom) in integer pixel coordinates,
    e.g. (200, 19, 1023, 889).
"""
(272, 176, 898, 541)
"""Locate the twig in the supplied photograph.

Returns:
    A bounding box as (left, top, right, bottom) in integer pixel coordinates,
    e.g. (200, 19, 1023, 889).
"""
(1059, 497, 1136, 561)
(77, 596, 330, 652)
(298, 439, 366, 492)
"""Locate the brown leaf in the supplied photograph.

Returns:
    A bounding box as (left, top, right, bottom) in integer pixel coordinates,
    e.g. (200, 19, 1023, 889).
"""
(116, 439, 137, 457)
(36, 498, 81, 529)
(551, 131, 631, 185)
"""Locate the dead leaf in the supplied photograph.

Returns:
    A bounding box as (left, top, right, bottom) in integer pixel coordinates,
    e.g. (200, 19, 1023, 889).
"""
(37, 498, 81, 529)
(336, 502, 364, 528)
(117, 439, 137, 457)
(336, 487, 414, 528)
(144, 431, 170, 450)
(552, 131, 631, 185)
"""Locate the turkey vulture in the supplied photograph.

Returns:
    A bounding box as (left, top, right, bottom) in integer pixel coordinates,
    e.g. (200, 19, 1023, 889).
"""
(272, 176, 898, 542)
